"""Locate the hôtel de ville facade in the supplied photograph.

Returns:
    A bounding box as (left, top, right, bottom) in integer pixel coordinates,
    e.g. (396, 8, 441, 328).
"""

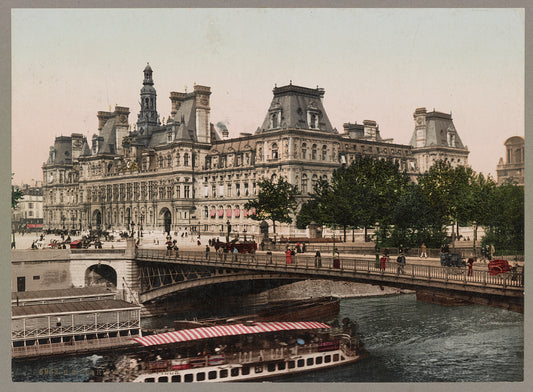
(42, 64, 469, 236)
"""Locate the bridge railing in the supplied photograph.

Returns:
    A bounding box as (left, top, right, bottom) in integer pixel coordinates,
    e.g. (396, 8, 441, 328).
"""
(135, 249, 524, 290)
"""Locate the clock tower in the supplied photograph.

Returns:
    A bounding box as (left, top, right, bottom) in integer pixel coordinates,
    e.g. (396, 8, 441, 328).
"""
(137, 63, 160, 136)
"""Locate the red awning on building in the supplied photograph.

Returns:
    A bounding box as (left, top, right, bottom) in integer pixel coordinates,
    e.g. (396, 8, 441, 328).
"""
(218, 209, 224, 217)
(243, 210, 248, 218)
(210, 210, 216, 217)
(132, 321, 331, 347)
(250, 207, 256, 216)
(234, 209, 240, 218)
(226, 209, 232, 217)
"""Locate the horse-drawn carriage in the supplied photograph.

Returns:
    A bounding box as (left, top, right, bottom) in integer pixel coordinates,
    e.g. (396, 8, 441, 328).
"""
(213, 239, 257, 253)
(440, 252, 466, 274)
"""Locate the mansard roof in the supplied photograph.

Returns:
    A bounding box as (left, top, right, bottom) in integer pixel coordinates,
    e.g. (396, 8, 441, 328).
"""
(257, 84, 336, 134)
(409, 110, 466, 149)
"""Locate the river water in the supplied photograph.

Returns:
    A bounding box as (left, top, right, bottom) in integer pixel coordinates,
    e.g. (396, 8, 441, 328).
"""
(11, 294, 523, 383)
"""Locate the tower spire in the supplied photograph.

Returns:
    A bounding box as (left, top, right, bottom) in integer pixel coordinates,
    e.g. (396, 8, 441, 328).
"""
(137, 63, 159, 135)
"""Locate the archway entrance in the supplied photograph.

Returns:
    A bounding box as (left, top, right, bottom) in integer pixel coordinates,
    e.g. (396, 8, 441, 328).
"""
(92, 210, 102, 230)
(160, 208, 172, 235)
(85, 264, 117, 288)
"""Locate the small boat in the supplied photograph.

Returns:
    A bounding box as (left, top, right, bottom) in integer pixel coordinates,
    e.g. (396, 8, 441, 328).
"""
(171, 297, 341, 331)
(115, 320, 366, 383)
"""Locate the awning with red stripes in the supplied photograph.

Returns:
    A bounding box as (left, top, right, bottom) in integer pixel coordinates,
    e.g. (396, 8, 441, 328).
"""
(132, 321, 331, 347)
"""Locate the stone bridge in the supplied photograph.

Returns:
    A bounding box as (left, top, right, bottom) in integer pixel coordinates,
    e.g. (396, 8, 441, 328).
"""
(135, 249, 524, 313)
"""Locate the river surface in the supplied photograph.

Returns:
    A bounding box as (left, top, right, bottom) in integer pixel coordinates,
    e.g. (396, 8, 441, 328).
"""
(11, 294, 523, 383)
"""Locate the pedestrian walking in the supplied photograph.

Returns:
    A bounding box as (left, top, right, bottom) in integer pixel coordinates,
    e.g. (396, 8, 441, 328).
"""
(397, 250, 406, 274)
(205, 245, 210, 260)
(420, 243, 427, 258)
(232, 247, 238, 262)
(314, 249, 322, 267)
(302, 242, 307, 253)
(379, 252, 388, 271)
(333, 248, 340, 269)
(467, 257, 474, 276)
(286, 248, 292, 264)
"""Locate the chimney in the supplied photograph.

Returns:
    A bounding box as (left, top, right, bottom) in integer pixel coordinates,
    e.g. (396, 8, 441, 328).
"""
(169, 92, 187, 115)
(97, 111, 113, 130)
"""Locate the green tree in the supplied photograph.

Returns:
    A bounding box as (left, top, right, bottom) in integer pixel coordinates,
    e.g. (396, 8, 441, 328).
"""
(297, 157, 409, 241)
(385, 183, 446, 248)
(417, 160, 475, 238)
(11, 174, 23, 248)
(244, 175, 299, 233)
(482, 182, 524, 255)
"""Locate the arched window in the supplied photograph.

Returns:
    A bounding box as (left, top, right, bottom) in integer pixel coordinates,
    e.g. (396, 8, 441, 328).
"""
(312, 174, 318, 188)
(322, 145, 328, 160)
(301, 143, 307, 159)
(271, 143, 279, 159)
(176, 152, 181, 166)
(184, 153, 189, 166)
(167, 154, 172, 167)
(312, 144, 317, 160)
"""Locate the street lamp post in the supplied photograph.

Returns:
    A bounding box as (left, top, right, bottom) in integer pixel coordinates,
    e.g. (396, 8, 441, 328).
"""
(375, 222, 380, 267)
(473, 221, 477, 259)
(243, 227, 247, 242)
(226, 220, 231, 243)
(137, 213, 144, 240)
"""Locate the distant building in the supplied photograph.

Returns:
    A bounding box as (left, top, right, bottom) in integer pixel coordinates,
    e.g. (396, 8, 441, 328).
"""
(12, 183, 43, 232)
(42, 64, 469, 235)
(496, 136, 524, 186)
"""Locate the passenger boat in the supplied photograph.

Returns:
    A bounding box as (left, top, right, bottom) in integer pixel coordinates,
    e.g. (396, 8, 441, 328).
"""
(119, 320, 366, 383)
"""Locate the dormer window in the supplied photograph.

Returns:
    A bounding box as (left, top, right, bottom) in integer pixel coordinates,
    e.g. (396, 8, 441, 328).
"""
(307, 109, 320, 130)
(271, 112, 279, 128)
(447, 131, 456, 147)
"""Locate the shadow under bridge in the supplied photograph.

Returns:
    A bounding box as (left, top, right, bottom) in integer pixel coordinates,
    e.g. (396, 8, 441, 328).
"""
(137, 259, 303, 304)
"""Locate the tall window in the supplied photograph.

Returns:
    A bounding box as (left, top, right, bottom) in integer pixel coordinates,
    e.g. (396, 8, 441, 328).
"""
(301, 174, 308, 194)
(322, 145, 328, 160)
(310, 114, 317, 128)
(184, 153, 189, 166)
(312, 144, 317, 160)
(184, 185, 190, 198)
(301, 143, 307, 159)
(271, 143, 279, 159)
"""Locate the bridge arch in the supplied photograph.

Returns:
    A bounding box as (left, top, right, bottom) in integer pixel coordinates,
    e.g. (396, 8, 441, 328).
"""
(85, 264, 117, 288)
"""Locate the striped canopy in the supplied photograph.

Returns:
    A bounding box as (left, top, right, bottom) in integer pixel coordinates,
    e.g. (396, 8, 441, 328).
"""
(133, 321, 331, 347)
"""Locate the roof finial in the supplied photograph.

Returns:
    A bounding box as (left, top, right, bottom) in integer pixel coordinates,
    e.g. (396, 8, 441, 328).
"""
(290, 80, 292, 85)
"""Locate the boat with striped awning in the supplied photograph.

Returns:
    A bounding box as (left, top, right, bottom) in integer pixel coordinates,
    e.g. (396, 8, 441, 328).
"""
(106, 320, 367, 383)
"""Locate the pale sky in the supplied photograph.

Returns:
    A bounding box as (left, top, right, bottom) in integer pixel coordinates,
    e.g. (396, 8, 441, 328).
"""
(11, 8, 524, 185)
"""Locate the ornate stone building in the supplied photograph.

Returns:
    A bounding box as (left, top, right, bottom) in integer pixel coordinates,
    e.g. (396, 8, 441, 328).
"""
(42, 65, 469, 236)
(496, 136, 524, 186)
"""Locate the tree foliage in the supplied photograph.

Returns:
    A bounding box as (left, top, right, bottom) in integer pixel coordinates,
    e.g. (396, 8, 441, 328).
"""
(297, 158, 410, 240)
(11, 174, 23, 209)
(481, 182, 524, 253)
(244, 175, 299, 233)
